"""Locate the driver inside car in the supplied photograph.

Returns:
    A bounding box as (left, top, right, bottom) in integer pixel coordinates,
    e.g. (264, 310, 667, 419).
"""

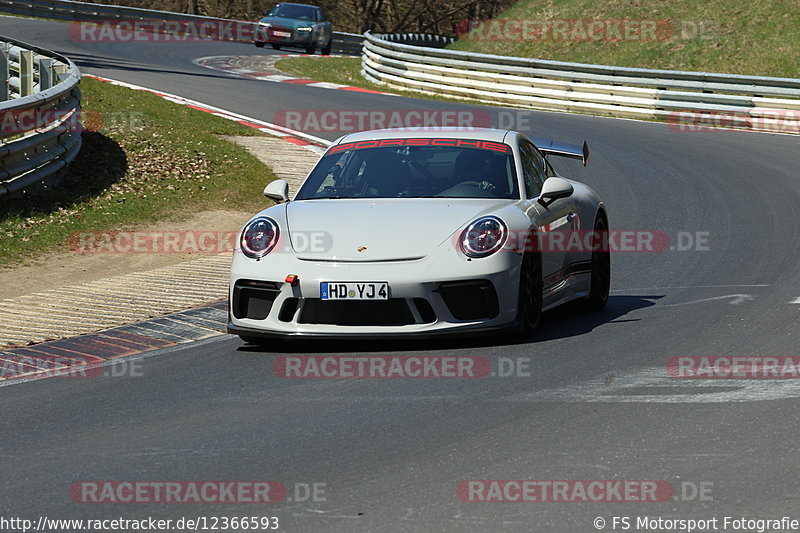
(451, 150, 509, 195)
(362, 151, 412, 197)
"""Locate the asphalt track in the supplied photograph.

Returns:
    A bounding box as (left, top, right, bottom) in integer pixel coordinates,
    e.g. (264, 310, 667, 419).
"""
(2, 16, 800, 532)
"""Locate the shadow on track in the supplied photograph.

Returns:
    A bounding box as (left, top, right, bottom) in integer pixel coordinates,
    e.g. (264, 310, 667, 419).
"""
(0, 131, 126, 219)
(235, 294, 664, 355)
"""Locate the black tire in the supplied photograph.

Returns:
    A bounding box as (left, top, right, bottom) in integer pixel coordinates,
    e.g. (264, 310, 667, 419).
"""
(515, 248, 543, 336)
(582, 216, 611, 311)
(305, 42, 316, 54)
(321, 38, 332, 55)
(254, 41, 265, 48)
(271, 43, 282, 50)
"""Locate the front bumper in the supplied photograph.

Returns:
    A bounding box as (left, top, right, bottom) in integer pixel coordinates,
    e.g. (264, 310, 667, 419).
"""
(228, 321, 519, 341)
(255, 27, 314, 46)
(228, 247, 523, 337)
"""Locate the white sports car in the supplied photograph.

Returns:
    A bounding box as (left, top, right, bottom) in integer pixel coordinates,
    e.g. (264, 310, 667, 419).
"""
(228, 127, 609, 342)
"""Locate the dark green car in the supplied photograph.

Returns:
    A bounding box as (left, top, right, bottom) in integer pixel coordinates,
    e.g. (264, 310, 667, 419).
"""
(254, 3, 333, 55)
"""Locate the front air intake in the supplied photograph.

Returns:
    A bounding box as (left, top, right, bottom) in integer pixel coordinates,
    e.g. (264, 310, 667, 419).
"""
(232, 280, 281, 320)
(436, 280, 499, 320)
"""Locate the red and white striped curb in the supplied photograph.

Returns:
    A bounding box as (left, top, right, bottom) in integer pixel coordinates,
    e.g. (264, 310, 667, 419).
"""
(194, 54, 389, 94)
(84, 74, 332, 153)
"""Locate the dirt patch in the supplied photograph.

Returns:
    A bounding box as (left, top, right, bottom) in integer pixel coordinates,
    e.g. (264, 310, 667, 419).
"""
(229, 54, 284, 73)
(223, 135, 321, 194)
(0, 209, 253, 299)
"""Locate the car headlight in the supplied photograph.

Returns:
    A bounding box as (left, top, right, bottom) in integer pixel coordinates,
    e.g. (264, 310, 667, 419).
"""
(260, 22, 271, 28)
(459, 216, 507, 258)
(297, 26, 312, 32)
(240, 217, 280, 259)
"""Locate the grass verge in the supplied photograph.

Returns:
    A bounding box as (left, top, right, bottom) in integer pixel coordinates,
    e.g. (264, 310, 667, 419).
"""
(0, 77, 275, 266)
(277, 57, 379, 90)
(275, 56, 488, 106)
(449, 0, 798, 78)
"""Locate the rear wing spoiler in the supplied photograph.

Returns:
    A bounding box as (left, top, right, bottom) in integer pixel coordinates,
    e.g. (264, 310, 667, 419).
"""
(531, 138, 590, 166)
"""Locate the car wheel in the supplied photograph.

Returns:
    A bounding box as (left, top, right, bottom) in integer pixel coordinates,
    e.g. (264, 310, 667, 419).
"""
(582, 216, 611, 311)
(321, 38, 332, 55)
(271, 43, 282, 50)
(254, 42, 265, 48)
(516, 245, 543, 336)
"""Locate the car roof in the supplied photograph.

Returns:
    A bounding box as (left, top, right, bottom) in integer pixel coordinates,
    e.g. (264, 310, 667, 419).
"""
(336, 127, 512, 144)
(273, 2, 319, 8)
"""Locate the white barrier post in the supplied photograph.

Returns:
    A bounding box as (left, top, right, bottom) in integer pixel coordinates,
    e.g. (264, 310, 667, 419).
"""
(19, 49, 33, 96)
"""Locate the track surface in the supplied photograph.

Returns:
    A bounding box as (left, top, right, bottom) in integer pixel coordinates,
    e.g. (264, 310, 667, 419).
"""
(2, 16, 800, 532)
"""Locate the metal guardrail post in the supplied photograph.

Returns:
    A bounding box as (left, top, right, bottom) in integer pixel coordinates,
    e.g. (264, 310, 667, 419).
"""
(1, 34, 82, 199)
(54, 63, 67, 81)
(38, 57, 53, 90)
(19, 48, 33, 96)
(0, 45, 8, 101)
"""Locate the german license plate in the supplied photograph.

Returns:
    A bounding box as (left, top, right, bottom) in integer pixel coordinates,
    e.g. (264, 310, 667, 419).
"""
(273, 30, 291, 37)
(320, 282, 388, 300)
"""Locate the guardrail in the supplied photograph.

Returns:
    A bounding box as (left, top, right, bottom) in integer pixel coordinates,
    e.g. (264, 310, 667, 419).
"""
(0, 0, 364, 55)
(0, 35, 81, 199)
(331, 32, 363, 56)
(375, 33, 454, 49)
(362, 32, 800, 133)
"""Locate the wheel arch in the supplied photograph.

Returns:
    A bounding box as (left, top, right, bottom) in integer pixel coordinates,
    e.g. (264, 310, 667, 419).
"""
(594, 202, 609, 228)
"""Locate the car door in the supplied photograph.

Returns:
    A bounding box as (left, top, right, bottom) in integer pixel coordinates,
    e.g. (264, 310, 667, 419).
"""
(519, 139, 576, 287)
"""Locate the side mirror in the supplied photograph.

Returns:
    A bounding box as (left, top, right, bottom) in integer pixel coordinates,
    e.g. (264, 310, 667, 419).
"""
(538, 177, 573, 207)
(264, 179, 289, 203)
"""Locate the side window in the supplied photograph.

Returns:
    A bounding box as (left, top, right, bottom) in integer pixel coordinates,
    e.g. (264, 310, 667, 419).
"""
(519, 140, 545, 198)
(544, 157, 555, 177)
(316, 8, 325, 21)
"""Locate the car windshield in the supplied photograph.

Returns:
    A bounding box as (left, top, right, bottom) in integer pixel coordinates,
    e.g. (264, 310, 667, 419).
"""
(295, 139, 520, 200)
(267, 4, 315, 19)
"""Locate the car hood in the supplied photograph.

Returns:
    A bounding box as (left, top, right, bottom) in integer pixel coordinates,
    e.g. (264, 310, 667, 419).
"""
(259, 17, 308, 29)
(285, 199, 511, 261)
